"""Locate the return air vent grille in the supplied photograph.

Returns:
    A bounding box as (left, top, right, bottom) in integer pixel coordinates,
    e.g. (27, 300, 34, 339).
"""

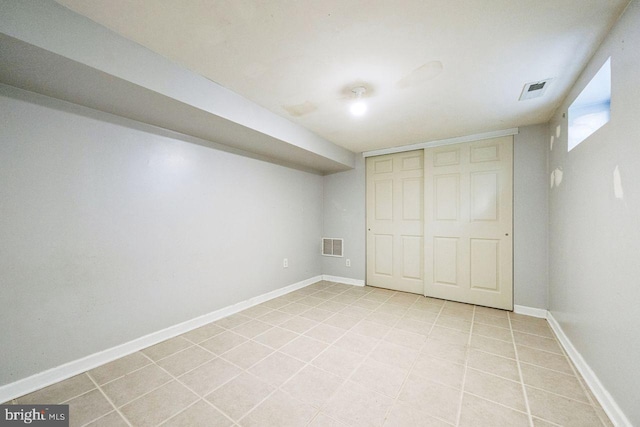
(519, 78, 552, 101)
(322, 238, 343, 257)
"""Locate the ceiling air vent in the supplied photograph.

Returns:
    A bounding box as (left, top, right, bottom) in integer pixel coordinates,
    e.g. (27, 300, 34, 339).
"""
(519, 78, 552, 101)
(322, 238, 343, 257)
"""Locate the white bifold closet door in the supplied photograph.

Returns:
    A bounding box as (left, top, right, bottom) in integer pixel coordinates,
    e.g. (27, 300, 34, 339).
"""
(424, 137, 513, 310)
(366, 150, 424, 294)
(366, 136, 513, 310)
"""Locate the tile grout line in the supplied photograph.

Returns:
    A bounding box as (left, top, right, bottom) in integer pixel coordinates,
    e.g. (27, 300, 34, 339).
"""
(109, 377, 175, 413)
(462, 389, 533, 416)
(453, 304, 476, 427)
(508, 312, 535, 427)
(155, 399, 202, 427)
(513, 342, 564, 357)
(463, 361, 564, 387)
(187, 352, 272, 424)
(103, 344, 225, 409)
(518, 360, 591, 378)
(371, 300, 422, 426)
(553, 335, 610, 427)
(84, 372, 133, 427)
(140, 349, 240, 424)
(56, 387, 99, 407)
(196, 314, 322, 425)
(198, 282, 369, 424)
(290, 286, 405, 426)
(380, 295, 450, 427)
(14, 374, 119, 408)
(139, 347, 239, 427)
(531, 416, 563, 427)
(83, 363, 175, 419)
(516, 314, 611, 426)
(472, 330, 520, 343)
(313, 292, 421, 427)
(511, 329, 557, 340)
(174, 329, 302, 425)
(233, 283, 381, 425)
(522, 384, 598, 406)
(311, 289, 430, 425)
(234, 355, 313, 424)
(467, 345, 517, 360)
(95, 359, 157, 388)
(238, 286, 381, 425)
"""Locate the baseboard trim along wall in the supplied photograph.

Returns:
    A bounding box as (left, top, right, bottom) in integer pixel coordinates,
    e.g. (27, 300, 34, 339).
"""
(513, 304, 548, 319)
(322, 275, 365, 286)
(547, 312, 632, 427)
(0, 274, 337, 403)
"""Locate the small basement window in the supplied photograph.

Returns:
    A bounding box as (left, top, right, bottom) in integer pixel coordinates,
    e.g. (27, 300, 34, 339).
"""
(567, 57, 611, 151)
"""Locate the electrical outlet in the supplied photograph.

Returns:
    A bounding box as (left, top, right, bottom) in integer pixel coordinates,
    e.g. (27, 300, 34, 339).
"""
(283, 258, 288, 268)
(346, 259, 351, 267)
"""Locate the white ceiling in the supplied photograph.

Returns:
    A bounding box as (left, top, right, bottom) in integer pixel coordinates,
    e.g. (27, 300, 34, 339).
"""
(54, 0, 629, 153)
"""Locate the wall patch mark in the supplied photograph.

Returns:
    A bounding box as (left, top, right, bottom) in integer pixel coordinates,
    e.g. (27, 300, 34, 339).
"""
(554, 168, 563, 187)
(613, 165, 624, 199)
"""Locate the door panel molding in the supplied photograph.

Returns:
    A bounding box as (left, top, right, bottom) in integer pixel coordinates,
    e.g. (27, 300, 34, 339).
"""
(425, 136, 513, 310)
(366, 151, 424, 294)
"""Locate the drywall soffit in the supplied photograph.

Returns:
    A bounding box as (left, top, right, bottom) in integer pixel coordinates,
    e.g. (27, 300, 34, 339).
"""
(0, 2, 355, 174)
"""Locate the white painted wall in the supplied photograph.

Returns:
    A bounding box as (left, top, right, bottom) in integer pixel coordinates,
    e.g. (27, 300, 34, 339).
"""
(0, 85, 323, 387)
(513, 125, 549, 309)
(322, 156, 366, 279)
(322, 127, 550, 310)
(547, 1, 640, 424)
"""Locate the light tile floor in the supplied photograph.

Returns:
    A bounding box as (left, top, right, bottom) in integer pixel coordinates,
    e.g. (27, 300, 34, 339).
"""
(5, 281, 613, 427)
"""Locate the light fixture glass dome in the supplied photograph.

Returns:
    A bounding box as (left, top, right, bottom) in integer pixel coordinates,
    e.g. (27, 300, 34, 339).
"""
(350, 86, 367, 116)
(350, 101, 367, 116)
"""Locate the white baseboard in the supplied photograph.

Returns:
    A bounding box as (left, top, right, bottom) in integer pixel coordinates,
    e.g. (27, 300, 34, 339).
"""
(513, 304, 548, 319)
(0, 275, 322, 403)
(547, 312, 632, 427)
(322, 275, 365, 287)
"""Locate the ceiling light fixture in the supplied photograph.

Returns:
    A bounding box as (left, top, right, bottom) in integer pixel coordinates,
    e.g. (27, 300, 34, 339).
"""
(350, 86, 367, 116)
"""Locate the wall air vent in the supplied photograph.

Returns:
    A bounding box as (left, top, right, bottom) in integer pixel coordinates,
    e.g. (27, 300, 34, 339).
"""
(322, 238, 344, 257)
(519, 78, 553, 101)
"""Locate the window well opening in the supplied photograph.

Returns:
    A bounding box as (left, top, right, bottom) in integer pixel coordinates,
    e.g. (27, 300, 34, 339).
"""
(568, 57, 611, 151)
